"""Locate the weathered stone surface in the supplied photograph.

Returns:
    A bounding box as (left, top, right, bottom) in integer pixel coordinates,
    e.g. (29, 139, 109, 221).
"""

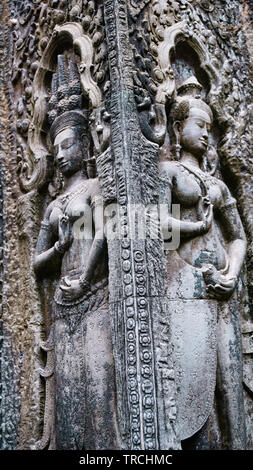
(0, 0, 252, 450)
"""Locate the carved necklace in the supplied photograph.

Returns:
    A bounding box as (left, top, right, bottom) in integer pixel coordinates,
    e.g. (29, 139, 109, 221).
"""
(179, 162, 217, 197)
(54, 180, 89, 214)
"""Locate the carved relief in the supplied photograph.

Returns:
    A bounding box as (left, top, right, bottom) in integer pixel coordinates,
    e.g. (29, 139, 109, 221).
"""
(11, 1, 110, 194)
(127, 0, 253, 449)
(160, 77, 247, 448)
(1, 0, 252, 451)
(18, 22, 101, 192)
(6, 0, 116, 449)
(103, 0, 163, 449)
(32, 54, 119, 449)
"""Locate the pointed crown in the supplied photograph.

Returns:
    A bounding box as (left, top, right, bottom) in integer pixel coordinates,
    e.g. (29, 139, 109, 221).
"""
(47, 55, 88, 142)
(172, 76, 213, 123)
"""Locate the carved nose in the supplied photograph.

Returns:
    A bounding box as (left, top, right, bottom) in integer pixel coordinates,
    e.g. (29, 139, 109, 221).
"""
(202, 126, 208, 139)
(57, 148, 64, 162)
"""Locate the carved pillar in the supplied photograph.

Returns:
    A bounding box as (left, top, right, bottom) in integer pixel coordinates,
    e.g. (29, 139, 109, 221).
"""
(102, 0, 178, 450)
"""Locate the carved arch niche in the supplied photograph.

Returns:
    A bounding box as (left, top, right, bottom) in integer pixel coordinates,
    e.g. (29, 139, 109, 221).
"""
(151, 20, 232, 175)
(19, 22, 101, 193)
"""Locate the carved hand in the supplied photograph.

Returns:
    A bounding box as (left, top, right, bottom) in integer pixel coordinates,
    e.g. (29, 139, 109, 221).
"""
(202, 264, 237, 300)
(185, 200, 213, 238)
(59, 276, 86, 301)
(58, 215, 73, 252)
(198, 196, 213, 234)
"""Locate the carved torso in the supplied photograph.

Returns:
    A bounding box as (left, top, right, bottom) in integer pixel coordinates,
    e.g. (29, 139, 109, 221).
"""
(160, 160, 236, 271)
(39, 177, 107, 307)
(48, 178, 105, 280)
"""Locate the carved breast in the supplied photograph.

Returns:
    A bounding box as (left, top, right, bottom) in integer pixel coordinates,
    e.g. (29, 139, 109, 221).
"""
(165, 163, 228, 271)
(173, 164, 222, 209)
(48, 181, 95, 277)
(173, 170, 201, 207)
(49, 182, 92, 236)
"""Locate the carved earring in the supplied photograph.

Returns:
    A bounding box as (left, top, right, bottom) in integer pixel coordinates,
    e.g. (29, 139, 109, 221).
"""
(56, 166, 64, 186)
(173, 122, 181, 160)
(48, 166, 63, 199)
(87, 157, 97, 179)
(175, 144, 181, 160)
(55, 166, 64, 193)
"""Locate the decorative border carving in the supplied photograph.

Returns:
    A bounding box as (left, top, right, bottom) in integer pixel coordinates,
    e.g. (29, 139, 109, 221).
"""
(104, 0, 178, 450)
(150, 20, 220, 105)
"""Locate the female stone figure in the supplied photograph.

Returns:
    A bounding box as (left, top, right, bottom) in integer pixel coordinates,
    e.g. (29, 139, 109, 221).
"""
(34, 57, 120, 449)
(159, 77, 247, 449)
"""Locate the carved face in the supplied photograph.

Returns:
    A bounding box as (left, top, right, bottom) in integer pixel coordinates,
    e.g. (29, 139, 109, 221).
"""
(54, 127, 84, 176)
(179, 107, 211, 158)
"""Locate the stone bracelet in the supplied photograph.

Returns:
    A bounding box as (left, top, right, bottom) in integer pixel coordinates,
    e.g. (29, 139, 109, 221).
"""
(79, 275, 90, 291)
(196, 220, 205, 235)
(54, 241, 66, 255)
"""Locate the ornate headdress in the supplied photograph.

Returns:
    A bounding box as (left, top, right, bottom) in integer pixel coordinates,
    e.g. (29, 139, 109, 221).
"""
(172, 76, 213, 123)
(48, 55, 88, 142)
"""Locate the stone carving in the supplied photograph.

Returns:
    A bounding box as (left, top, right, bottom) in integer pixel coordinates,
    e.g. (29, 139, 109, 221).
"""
(33, 55, 119, 449)
(159, 77, 247, 449)
(129, 3, 253, 448)
(0, 0, 253, 451)
(103, 0, 180, 450)
(19, 21, 102, 193)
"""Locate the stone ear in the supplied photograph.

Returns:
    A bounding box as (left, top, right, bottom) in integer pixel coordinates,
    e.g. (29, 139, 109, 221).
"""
(173, 120, 181, 141)
(172, 121, 182, 160)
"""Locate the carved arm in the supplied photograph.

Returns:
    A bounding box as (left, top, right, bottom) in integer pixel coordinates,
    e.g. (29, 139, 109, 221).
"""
(203, 185, 247, 299)
(79, 201, 106, 287)
(34, 207, 71, 276)
(159, 167, 213, 242)
(59, 197, 106, 300)
(218, 203, 247, 280)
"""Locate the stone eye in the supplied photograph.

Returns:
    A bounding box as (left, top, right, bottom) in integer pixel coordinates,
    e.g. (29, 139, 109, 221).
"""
(62, 141, 73, 150)
(61, 138, 76, 150)
(197, 121, 204, 128)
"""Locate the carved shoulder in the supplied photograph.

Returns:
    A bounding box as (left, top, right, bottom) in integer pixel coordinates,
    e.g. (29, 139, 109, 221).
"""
(159, 161, 178, 181)
(43, 199, 59, 222)
(39, 199, 60, 234)
(159, 161, 178, 205)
